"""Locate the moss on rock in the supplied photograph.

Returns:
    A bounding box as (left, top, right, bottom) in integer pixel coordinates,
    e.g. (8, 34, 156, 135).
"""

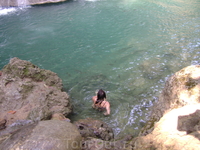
(0, 57, 72, 126)
(2, 57, 63, 89)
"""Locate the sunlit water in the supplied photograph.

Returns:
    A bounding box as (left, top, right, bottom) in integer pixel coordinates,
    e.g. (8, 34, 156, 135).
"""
(0, 0, 200, 137)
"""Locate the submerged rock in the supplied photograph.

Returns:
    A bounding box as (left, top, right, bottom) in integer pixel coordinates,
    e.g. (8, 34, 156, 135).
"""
(131, 65, 200, 150)
(0, 120, 82, 150)
(0, 57, 72, 126)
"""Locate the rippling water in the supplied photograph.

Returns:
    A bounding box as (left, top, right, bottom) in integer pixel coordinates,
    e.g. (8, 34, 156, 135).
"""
(0, 0, 200, 137)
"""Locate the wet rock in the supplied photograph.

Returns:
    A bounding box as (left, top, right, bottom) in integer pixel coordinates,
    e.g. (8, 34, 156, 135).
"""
(0, 57, 72, 126)
(74, 118, 114, 141)
(0, 120, 82, 150)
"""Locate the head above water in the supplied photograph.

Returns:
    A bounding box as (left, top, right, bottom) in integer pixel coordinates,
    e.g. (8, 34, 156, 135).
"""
(97, 89, 106, 101)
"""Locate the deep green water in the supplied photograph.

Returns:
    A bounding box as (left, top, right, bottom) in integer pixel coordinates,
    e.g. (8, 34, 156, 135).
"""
(0, 0, 200, 137)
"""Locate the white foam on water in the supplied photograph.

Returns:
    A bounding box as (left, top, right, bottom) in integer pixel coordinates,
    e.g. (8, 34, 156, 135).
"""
(0, 7, 17, 16)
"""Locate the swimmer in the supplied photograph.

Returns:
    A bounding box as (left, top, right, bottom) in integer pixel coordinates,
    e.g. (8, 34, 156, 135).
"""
(92, 89, 110, 115)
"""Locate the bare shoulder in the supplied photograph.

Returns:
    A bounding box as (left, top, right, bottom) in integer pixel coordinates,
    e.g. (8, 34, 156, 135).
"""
(104, 101, 110, 107)
(92, 96, 97, 102)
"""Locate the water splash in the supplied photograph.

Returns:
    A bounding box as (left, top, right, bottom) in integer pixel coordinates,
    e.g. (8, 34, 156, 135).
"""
(17, 0, 29, 7)
(0, 0, 29, 7)
(0, 7, 17, 15)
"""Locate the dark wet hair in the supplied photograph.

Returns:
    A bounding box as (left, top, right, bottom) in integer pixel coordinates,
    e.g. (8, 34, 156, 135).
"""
(96, 89, 106, 104)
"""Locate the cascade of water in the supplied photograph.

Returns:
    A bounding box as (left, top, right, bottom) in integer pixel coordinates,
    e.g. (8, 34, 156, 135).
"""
(0, 0, 29, 7)
(17, 0, 29, 7)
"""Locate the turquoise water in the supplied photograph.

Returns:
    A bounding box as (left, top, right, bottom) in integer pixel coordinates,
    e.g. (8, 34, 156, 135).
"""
(0, 0, 200, 137)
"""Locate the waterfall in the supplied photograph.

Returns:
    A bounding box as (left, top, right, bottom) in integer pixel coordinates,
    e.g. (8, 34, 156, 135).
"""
(17, 0, 29, 7)
(0, 0, 29, 7)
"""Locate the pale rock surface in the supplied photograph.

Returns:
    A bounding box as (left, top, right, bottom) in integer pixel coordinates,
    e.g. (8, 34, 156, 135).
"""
(131, 65, 200, 150)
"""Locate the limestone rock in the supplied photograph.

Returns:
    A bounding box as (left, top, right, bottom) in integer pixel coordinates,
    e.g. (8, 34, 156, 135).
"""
(140, 65, 200, 136)
(0, 57, 72, 126)
(153, 65, 200, 120)
(0, 120, 82, 150)
(132, 105, 200, 150)
(74, 118, 114, 141)
(132, 65, 200, 150)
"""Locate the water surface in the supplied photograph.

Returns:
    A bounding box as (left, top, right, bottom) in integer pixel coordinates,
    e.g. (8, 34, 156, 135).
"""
(0, 0, 200, 137)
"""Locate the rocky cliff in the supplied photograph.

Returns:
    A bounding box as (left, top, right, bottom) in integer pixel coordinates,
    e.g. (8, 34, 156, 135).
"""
(131, 65, 200, 150)
(0, 57, 72, 126)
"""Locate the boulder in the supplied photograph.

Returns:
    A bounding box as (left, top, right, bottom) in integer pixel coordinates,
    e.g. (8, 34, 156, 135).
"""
(0, 57, 72, 126)
(131, 65, 200, 149)
(0, 120, 82, 150)
(74, 118, 114, 141)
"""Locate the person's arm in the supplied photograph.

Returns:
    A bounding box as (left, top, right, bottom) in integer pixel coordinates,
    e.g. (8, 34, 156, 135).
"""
(104, 102, 110, 115)
(92, 96, 97, 108)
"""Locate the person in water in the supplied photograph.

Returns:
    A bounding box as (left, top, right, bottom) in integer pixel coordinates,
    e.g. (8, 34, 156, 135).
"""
(92, 89, 110, 115)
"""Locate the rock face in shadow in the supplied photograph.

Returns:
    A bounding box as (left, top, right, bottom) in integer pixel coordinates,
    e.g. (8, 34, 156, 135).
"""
(131, 65, 200, 150)
(0, 120, 82, 150)
(177, 109, 200, 135)
(0, 57, 72, 126)
(0, 0, 67, 7)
